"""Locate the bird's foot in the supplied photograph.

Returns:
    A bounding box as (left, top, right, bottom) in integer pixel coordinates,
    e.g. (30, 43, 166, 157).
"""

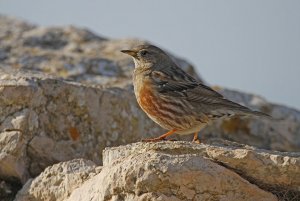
(192, 132, 201, 144)
(142, 129, 177, 142)
(192, 139, 201, 144)
(192, 135, 201, 144)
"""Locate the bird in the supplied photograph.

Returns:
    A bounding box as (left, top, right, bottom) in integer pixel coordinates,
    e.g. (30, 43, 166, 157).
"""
(121, 45, 269, 143)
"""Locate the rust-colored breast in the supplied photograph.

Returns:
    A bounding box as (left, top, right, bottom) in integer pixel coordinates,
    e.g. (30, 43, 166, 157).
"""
(138, 83, 161, 117)
(136, 79, 183, 130)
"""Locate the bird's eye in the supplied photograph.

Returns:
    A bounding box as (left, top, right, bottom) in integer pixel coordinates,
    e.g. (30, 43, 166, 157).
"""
(140, 50, 148, 56)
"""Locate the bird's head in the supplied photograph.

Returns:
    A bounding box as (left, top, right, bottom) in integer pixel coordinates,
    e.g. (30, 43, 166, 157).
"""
(121, 45, 173, 69)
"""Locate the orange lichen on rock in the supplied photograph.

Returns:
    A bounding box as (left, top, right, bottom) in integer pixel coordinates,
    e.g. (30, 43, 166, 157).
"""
(69, 127, 80, 141)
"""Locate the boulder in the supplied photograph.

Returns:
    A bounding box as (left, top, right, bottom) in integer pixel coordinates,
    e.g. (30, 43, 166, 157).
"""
(0, 16, 199, 87)
(15, 159, 98, 201)
(202, 88, 300, 151)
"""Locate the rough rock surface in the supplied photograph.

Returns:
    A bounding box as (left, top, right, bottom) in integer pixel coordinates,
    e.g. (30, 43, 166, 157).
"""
(15, 159, 99, 201)
(1, 15, 300, 200)
(16, 141, 300, 201)
(0, 69, 163, 182)
(203, 89, 300, 152)
(0, 16, 199, 87)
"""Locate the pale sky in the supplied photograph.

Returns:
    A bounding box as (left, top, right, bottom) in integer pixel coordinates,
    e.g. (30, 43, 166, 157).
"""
(1, 0, 300, 109)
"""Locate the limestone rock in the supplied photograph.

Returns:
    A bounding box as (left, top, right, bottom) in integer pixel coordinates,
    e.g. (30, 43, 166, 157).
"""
(0, 69, 162, 181)
(15, 159, 98, 201)
(69, 141, 300, 201)
(203, 88, 300, 152)
(0, 16, 199, 87)
(15, 141, 300, 201)
(24, 141, 300, 201)
(0, 130, 28, 183)
(103, 141, 300, 197)
(205, 140, 300, 192)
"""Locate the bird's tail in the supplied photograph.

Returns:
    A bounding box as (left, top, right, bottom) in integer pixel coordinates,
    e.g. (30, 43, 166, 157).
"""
(223, 99, 272, 119)
(247, 110, 271, 119)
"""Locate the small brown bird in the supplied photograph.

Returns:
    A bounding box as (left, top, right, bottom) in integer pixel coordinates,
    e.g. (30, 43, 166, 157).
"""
(121, 45, 268, 142)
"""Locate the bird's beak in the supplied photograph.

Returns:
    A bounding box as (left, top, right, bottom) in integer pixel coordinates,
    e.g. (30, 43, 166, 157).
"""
(121, 49, 138, 58)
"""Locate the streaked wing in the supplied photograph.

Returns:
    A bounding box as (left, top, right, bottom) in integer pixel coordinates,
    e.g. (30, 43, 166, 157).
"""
(150, 69, 258, 117)
(150, 69, 224, 102)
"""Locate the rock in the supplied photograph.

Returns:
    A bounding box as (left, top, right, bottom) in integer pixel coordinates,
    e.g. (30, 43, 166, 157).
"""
(18, 141, 299, 201)
(205, 140, 300, 192)
(0, 16, 200, 87)
(0, 129, 28, 183)
(15, 159, 98, 201)
(102, 141, 300, 197)
(0, 69, 159, 181)
(67, 141, 298, 201)
(202, 88, 300, 152)
(0, 15, 34, 47)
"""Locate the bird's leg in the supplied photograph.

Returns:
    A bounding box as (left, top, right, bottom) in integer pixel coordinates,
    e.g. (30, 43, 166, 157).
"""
(142, 129, 177, 142)
(192, 132, 201, 144)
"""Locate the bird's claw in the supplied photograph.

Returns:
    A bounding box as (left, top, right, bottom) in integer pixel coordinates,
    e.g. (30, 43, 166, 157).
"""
(192, 138, 201, 144)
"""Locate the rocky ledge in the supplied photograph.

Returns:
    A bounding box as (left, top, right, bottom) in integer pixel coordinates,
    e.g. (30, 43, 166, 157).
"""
(15, 141, 300, 201)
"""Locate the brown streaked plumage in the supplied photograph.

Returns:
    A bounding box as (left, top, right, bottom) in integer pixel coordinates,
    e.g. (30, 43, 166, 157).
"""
(121, 45, 269, 142)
